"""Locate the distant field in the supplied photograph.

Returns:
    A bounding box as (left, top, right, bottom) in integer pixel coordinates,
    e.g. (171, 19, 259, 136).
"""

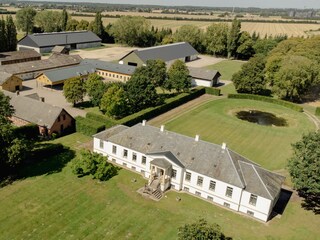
(1, 12, 319, 37)
(164, 99, 314, 171)
(206, 60, 245, 80)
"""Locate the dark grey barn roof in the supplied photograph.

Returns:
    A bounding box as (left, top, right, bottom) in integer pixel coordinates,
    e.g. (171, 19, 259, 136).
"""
(41, 64, 96, 83)
(188, 67, 221, 81)
(18, 31, 101, 48)
(0, 72, 13, 85)
(95, 124, 285, 200)
(3, 91, 72, 128)
(81, 59, 136, 75)
(119, 42, 198, 63)
(0, 50, 41, 63)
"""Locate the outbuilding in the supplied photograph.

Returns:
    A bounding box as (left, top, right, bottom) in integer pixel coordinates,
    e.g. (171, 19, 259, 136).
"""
(17, 31, 102, 53)
(188, 67, 221, 87)
(119, 42, 198, 67)
(0, 72, 23, 92)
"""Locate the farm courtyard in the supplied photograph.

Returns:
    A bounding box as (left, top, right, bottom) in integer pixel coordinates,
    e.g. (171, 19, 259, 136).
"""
(0, 98, 319, 240)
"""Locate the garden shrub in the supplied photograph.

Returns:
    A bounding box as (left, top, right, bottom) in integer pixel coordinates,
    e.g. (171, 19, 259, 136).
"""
(228, 94, 303, 112)
(13, 124, 39, 140)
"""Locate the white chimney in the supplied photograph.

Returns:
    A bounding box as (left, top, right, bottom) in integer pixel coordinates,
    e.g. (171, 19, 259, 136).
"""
(195, 135, 200, 142)
(222, 142, 227, 150)
(142, 120, 146, 126)
(160, 125, 165, 132)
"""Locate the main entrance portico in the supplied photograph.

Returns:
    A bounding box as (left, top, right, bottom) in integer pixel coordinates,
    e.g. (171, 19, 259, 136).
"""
(149, 158, 172, 192)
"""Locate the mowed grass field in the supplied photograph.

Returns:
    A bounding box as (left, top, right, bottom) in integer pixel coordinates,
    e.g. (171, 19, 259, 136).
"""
(206, 60, 245, 80)
(163, 99, 314, 171)
(0, 133, 319, 240)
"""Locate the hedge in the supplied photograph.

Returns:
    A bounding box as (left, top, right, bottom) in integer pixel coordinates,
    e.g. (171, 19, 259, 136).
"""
(28, 143, 65, 163)
(120, 87, 206, 126)
(13, 124, 39, 139)
(228, 94, 303, 112)
(205, 87, 221, 96)
(86, 112, 117, 128)
(316, 107, 320, 116)
(75, 116, 106, 136)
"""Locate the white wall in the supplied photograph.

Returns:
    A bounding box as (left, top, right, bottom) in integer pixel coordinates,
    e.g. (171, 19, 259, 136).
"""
(191, 78, 212, 87)
(17, 45, 40, 53)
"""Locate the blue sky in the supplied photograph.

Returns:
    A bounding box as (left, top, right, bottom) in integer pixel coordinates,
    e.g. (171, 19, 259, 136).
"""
(34, 0, 320, 9)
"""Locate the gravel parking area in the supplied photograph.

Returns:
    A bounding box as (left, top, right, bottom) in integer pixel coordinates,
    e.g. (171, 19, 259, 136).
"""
(186, 55, 225, 68)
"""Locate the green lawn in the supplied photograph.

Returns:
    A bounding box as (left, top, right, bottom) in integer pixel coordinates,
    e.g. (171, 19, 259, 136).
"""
(164, 99, 314, 171)
(0, 154, 319, 240)
(207, 60, 245, 80)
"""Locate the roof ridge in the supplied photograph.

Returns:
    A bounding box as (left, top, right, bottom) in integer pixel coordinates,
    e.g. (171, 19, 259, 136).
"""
(251, 163, 273, 199)
(238, 160, 247, 187)
(226, 148, 245, 188)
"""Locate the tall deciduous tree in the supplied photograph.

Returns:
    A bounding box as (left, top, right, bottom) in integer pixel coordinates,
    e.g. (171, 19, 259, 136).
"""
(232, 54, 267, 94)
(0, 91, 14, 125)
(126, 66, 160, 112)
(178, 218, 229, 240)
(85, 73, 107, 107)
(288, 132, 320, 213)
(76, 19, 89, 31)
(174, 25, 205, 53)
(167, 60, 191, 93)
(16, 7, 37, 34)
(89, 12, 105, 39)
(6, 15, 17, 51)
(63, 77, 86, 106)
(145, 59, 167, 88)
(236, 31, 254, 60)
(100, 84, 128, 119)
(227, 18, 241, 59)
(205, 23, 229, 56)
(66, 19, 79, 31)
(35, 11, 62, 32)
(61, 9, 68, 31)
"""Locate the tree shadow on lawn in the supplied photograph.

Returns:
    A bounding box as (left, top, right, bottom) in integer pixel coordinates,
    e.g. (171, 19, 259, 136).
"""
(18, 146, 75, 179)
(298, 190, 320, 215)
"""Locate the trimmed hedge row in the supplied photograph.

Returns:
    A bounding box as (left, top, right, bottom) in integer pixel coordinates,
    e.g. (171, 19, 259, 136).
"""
(28, 143, 65, 163)
(86, 112, 117, 128)
(205, 87, 221, 96)
(228, 94, 303, 112)
(75, 116, 106, 136)
(316, 107, 320, 116)
(120, 87, 206, 126)
(13, 124, 39, 139)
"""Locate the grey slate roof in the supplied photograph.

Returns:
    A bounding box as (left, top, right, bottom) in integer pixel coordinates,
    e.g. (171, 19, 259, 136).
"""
(41, 64, 96, 83)
(81, 59, 136, 75)
(188, 67, 221, 81)
(3, 91, 70, 128)
(0, 72, 13, 85)
(0, 50, 41, 63)
(150, 158, 172, 169)
(95, 124, 285, 200)
(52, 45, 68, 53)
(18, 31, 101, 48)
(120, 42, 198, 63)
(0, 54, 82, 75)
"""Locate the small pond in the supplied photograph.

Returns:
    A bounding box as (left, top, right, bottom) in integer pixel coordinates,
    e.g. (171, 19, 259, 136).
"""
(236, 110, 288, 127)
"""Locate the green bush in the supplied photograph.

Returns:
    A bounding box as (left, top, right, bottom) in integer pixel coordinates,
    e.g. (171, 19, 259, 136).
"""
(228, 94, 303, 112)
(205, 87, 221, 96)
(315, 107, 320, 116)
(75, 116, 106, 136)
(120, 87, 206, 126)
(85, 112, 117, 128)
(13, 124, 39, 140)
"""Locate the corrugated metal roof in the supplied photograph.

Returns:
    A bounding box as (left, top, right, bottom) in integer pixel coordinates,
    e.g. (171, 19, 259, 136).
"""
(2, 90, 70, 128)
(120, 42, 198, 63)
(18, 31, 101, 48)
(42, 64, 96, 83)
(0, 54, 82, 75)
(188, 67, 220, 81)
(81, 59, 136, 75)
(95, 124, 285, 200)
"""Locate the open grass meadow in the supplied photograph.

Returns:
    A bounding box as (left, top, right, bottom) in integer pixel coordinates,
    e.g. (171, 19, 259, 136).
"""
(0, 137, 319, 240)
(206, 60, 245, 80)
(163, 98, 314, 171)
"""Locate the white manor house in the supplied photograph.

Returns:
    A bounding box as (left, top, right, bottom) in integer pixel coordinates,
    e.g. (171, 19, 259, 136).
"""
(93, 121, 285, 222)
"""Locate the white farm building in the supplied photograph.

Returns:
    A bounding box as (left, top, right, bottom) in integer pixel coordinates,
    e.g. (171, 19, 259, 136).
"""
(93, 122, 285, 222)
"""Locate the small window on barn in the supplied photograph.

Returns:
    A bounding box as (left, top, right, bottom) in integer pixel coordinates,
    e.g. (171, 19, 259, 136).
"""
(57, 116, 61, 122)
(63, 115, 66, 120)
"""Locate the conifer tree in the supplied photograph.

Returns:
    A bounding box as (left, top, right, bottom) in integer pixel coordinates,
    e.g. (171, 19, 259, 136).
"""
(6, 15, 17, 51)
(227, 18, 241, 58)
